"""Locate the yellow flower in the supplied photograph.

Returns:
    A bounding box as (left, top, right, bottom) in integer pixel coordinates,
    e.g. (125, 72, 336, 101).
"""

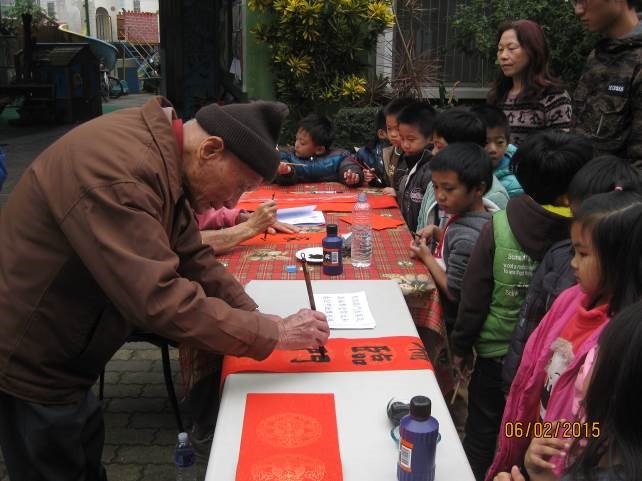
(273, 0, 289, 11)
(340, 75, 367, 99)
(286, 55, 312, 77)
(366, 1, 395, 25)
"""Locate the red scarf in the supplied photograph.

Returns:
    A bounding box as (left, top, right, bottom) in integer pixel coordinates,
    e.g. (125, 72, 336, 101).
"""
(172, 118, 183, 157)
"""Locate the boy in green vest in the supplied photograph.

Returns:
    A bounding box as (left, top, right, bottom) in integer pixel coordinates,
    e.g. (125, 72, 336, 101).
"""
(450, 131, 593, 481)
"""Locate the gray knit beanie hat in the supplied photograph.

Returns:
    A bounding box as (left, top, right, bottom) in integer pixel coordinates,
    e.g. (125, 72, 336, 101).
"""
(195, 100, 288, 180)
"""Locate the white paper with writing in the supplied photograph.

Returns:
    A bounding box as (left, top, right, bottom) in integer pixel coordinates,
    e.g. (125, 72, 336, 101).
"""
(313, 291, 376, 329)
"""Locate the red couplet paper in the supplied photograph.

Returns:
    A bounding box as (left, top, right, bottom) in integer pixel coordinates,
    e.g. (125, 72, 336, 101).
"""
(236, 393, 343, 481)
(222, 336, 433, 385)
(237, 189, 398, 211)
(338, 214, 405, 231)
(240, 232, 326, 246)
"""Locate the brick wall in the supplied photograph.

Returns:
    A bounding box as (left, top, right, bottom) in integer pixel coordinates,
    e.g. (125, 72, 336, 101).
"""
(117, 11, 159, 44)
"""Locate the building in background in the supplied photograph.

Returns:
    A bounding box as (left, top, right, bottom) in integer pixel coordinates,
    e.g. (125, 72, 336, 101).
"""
(29, 0, 158, 42)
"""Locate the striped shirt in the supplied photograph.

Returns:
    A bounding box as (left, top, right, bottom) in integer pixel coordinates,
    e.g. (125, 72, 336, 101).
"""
(499, 87, 573, 146)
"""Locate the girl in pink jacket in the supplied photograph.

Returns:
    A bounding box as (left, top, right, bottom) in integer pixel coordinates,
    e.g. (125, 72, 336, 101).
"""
(493, 300, 642, 481)
(487, 189, 642, 480)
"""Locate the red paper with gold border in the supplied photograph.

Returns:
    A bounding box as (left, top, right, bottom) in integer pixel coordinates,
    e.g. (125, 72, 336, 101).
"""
(236, 393, 343, 481)
(222, 336, 433, 385)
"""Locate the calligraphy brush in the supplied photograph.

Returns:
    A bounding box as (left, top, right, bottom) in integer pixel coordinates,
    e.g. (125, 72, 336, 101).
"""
(284, 162, 306, 166)
(300, 253, 328, 359)
(352, 156, 383, 184)
(262, 193, 276, 241)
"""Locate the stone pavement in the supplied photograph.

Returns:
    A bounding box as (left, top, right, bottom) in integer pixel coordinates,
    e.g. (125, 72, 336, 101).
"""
(0, 94, 210, 480)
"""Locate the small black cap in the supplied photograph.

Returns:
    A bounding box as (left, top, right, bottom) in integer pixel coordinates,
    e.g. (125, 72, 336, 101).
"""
(409, 396, 431, 420)
(327, 224, 338, 236)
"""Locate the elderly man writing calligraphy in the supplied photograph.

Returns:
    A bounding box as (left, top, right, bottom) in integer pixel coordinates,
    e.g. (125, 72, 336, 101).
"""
(0, 97, 329, 481)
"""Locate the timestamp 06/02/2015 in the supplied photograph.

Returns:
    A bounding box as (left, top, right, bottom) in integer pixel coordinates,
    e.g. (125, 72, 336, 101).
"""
(504, 421, 601, 439)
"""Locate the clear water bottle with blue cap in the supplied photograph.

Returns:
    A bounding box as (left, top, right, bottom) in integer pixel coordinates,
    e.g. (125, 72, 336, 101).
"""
(175, 432, 196, 481)
(351, 192, 373, 267)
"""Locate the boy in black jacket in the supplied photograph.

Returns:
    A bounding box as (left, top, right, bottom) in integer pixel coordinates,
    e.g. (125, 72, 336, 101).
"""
(395, 102, 436, 233)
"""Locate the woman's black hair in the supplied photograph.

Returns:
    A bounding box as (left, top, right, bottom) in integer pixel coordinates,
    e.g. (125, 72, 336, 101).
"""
(568, 155, 642, 205)
(573, 190, 642, 316)
(488, 19, 562, 105)
(567, 301, 642, 481)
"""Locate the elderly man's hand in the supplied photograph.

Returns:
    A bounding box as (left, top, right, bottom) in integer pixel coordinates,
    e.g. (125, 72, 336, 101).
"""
(275, 308, 330, 350)
(382, 187, 396, 197)
(245, 201, 277, 234)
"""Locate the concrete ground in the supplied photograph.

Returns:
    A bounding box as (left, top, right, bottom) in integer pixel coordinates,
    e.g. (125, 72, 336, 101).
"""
(0, 94, 209, 480)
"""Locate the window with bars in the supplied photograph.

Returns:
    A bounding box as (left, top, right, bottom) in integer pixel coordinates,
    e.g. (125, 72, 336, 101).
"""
(133, 0, 141, 12)
(394, 0, 492, 87)
(47, 1, 55, 17)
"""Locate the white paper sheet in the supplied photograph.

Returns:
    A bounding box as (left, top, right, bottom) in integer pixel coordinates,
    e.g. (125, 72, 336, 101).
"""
(276, 205, 326, 225)
(313, 291, 376, 329)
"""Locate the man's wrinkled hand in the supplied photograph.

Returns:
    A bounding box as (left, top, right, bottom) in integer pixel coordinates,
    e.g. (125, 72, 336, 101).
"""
(275, 309, 330, 350)
(246, 201, 277, 234)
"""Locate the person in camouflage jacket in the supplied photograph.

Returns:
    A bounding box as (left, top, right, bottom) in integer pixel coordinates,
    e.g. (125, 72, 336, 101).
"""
(572, 0, 642, 169)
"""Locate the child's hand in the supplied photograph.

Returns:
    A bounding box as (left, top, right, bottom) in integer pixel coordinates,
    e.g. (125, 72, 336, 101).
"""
(277, 162, 292, 175)
(343, 169, 361, 186)
(417, 225, 441, 245)
(494, 466, 526, 481)
(524, 433, 569, 481)
(382, 187, 396, 197)
(409, 235, 431, 261)
(363, 169, 375, 183)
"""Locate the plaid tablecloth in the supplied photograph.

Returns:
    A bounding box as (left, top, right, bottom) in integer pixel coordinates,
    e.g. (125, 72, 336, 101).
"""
(180, 183, 451, 396)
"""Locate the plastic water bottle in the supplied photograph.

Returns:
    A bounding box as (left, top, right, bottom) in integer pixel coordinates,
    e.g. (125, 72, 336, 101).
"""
(175, 432, 197, 481)
(351, 192, 373, 267)
(397, 396, 440, 481)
